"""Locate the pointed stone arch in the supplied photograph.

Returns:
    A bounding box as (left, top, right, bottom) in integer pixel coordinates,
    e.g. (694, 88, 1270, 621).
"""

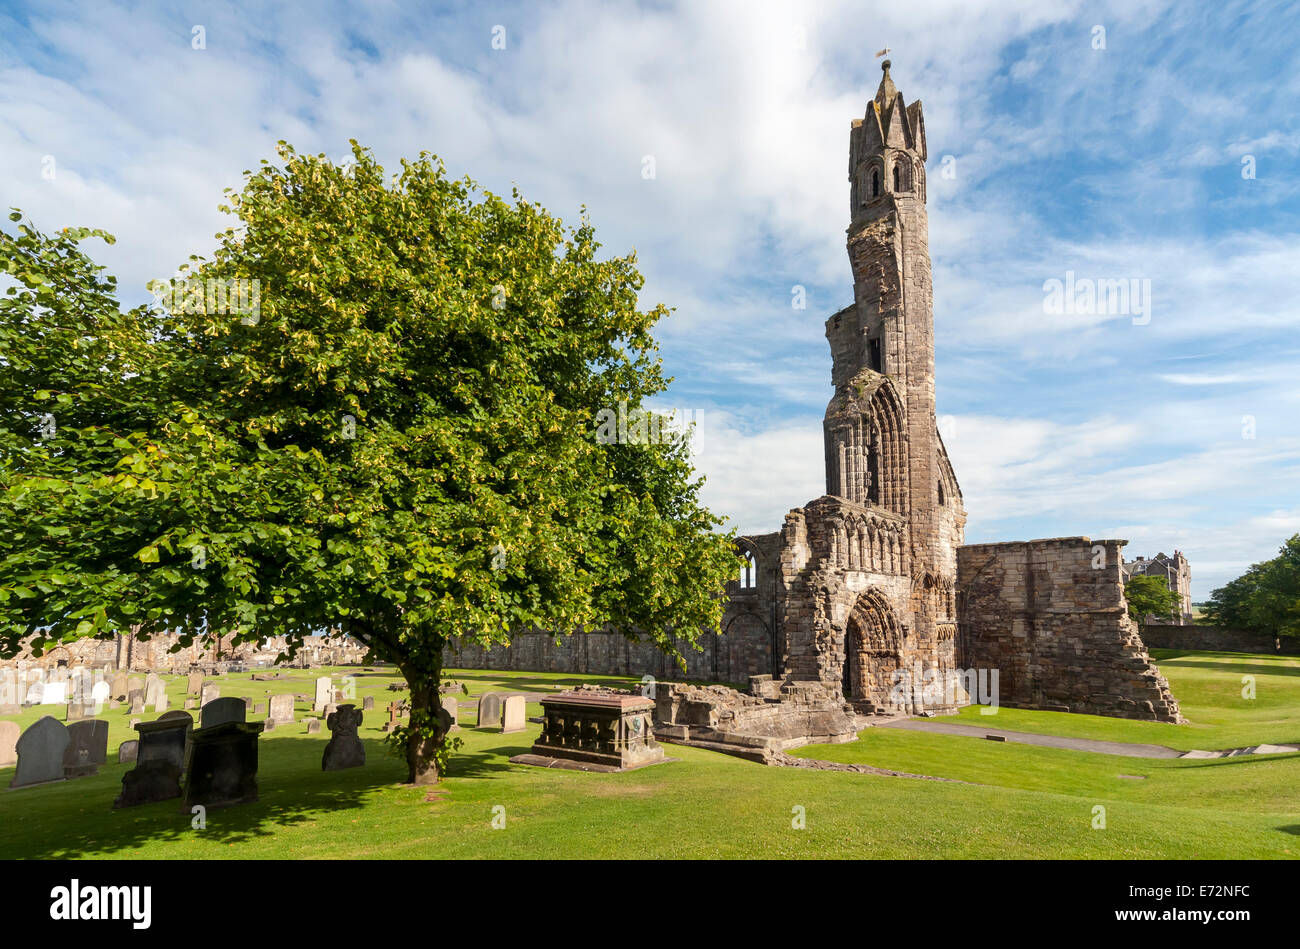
(841, 589, 905, 711)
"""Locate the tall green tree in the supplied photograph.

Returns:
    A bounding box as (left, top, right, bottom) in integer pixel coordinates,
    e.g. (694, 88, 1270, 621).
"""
(1205, 535, 1300, 645)
(0, 143, 739, 783)
(1124, 574, 1182, 635)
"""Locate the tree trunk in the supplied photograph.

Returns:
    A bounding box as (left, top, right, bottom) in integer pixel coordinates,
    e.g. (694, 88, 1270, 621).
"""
(399, 660, 445, 785)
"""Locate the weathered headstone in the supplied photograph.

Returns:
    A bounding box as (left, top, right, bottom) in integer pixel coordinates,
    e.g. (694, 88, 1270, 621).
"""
(263, 717, 276, 732)
(186, 672, 204, 695)
(144, 674, 165, 711)
(114, 711, 193, 808)
(9, 716, 70, 788)
(201, 696, 247, 729)
(322, 704, 365, 771)
(184, 720, 264, 810)
(128, 690, 145, 715)
(199, 683, 220, 707)
(111, 672, 129, 701)
(306, 718, 321, 734)
(242, 696, 253, 713)
(477, 692, 502, 728)
(184, 698, 197, 710)
(126, 676, 144, 698)
(118, 739, 139, 764)
(91, 680, 111, 709)
(501, 695, 526, 734)
(64, 719, 109, 778)
(362, 695, 374, 711)
(313, 676, 332, 713)
(267, 693, 295, 724)
(0, 720, 19, 767)
(439, 695, 460, 730)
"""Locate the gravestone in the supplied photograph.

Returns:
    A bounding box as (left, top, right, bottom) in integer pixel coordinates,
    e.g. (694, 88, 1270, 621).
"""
(199, 683, 220, 708)
(313, 677, 332, 713)
(111, 672, 129, 701)
(201, 697, 247, 729)
(184, 698, 197, 710)
(65, 699, 94, 721)
(128, 691, 145, 715)
(439, 695, 460, 730)
(145, 674, 168, 712)
(10, 716, 69, 788)
(382, 702, 402, 733)
(477, 692, 502, 728)
(114, 711, 193, 808)
(187, 673, 204, 695)
(322, 704, 365, 771)
(91, 680, 111, 709)
(267, 693, 295, 725)
(184, 720, 264, 810)
(501, 695, 526, 734)
(118, 740, 139, 764)
(242, 696, 253, 713)
(41, 681, 67, 705)
(64, 719, 109, 778)
(253, 703, 264, 715)
(306, 719, 321, 734)
(0, 703, 19, 716)
(362, 696, 374, 711)
(126, 676, 144, 698)
(263, 718, 276, 732)
(0, 720, 18, 767)
(322, 703, 338, 720)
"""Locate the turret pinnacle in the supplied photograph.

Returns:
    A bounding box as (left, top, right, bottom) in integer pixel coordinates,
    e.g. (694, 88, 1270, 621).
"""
(874, 59, 897, 110)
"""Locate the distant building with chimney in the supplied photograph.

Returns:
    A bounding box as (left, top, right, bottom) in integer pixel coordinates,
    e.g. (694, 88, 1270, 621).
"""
(1121, 551, 1193, 624)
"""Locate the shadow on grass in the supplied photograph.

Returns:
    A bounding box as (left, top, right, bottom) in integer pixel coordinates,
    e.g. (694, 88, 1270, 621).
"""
(0, 732, 525, 860)
(1155, 659, 1300, 679)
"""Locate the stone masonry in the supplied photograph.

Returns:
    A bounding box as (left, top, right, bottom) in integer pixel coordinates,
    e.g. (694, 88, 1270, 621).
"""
(957, 538, 1182, 722)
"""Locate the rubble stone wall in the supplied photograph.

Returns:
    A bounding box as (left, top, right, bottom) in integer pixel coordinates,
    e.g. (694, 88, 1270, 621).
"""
(957, 537, 1183, 722)
(1140, 624, 1294, 655)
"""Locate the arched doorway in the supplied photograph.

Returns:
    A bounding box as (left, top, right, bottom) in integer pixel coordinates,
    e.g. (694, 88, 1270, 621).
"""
(842, 591, 903, 712)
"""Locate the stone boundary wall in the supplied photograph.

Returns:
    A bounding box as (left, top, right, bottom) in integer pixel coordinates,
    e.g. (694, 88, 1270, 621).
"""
(443, 626, 768, 686)
(957, 537, 1182, 722)
(1141, 624, 1297, 655)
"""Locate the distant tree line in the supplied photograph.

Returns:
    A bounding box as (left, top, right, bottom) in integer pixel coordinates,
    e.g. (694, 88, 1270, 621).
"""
(1203, 534, 1300, 644)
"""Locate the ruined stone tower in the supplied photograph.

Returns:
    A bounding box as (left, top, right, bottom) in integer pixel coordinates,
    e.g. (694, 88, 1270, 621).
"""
(755, 60, 967, 713)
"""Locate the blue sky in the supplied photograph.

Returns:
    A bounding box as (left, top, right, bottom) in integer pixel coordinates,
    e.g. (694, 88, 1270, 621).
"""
(2, 0, 1298, 598)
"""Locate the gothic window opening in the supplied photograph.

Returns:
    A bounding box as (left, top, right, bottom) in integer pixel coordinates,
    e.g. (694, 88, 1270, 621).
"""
(868, 337, 882, 372)
(938, 479, 945, 506)
(871, 170, 880, 198)
(893, 164, 901, 192)
(738, 547, 757, 589)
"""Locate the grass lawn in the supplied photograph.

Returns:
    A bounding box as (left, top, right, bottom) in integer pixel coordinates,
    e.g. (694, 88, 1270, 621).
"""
(1, 652, 1297, 859)
(929, 649, 1300, 751)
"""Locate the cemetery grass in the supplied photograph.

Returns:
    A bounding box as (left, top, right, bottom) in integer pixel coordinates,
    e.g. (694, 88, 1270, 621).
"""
(928, 649, 1300, 751)
(1, 655, 1297, 859)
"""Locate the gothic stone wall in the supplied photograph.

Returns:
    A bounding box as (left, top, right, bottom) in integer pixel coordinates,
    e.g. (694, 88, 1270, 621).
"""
(957, 537, 1182, 722)
(442, 625, 770, 685)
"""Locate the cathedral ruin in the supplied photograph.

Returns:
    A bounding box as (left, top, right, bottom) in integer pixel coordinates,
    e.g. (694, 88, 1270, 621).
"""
(452, 61, 1183, 729)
